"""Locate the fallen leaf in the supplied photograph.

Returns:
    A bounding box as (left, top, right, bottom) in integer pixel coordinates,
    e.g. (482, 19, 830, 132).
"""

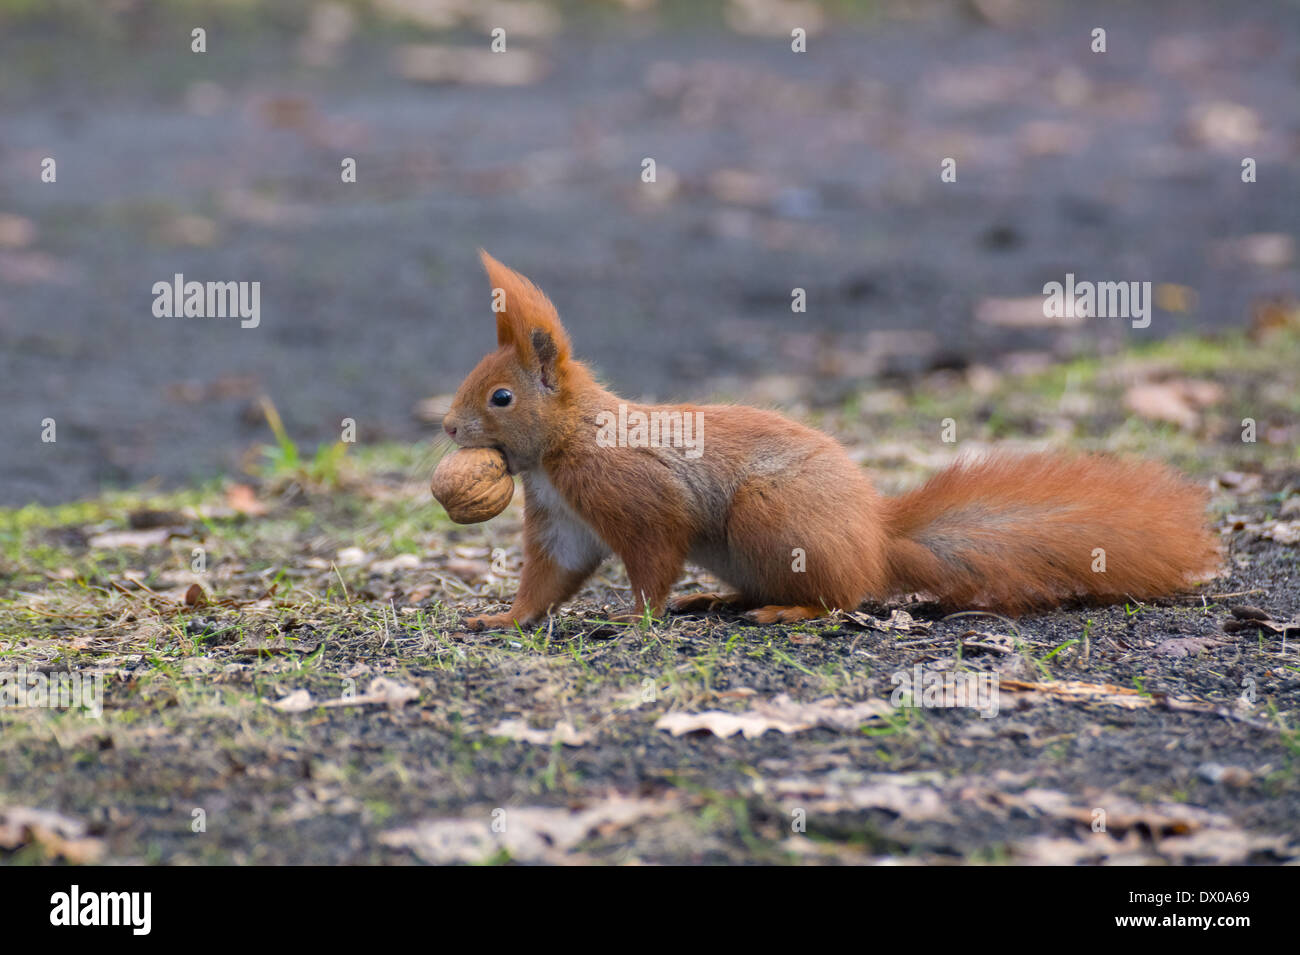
(656, 694, 892, 739)
(773, 773, 954, 822)
(975, 296, 1084, 329)
(1154, 283, 1197, 313)
(846, 609, 931, 634)
(88, 527, 178, 549)
(1260, 521, 1300, 545)
(997, 678, 1209, 711)
(1215, 471, 1263, 493)
(1222, 607, 1300, 637)
(489, 719, 593, 746)
(0, 807, 105, 863)
(1197, 763, 1254, 787)
(336, 547, 368, 567)
(1123, 379, 1223, 430)
(1152, 636, 1226, 658)
(269, 677, 418, 712)
(225, 483, 268, 516)
(394, 45, 546, 86)
(1214, 233, 1294, 270)
(369, 554, 422, 575)
(379, 794, 676, 864)
(271, 689, 315, 713)
(1188, 100, 1261, 148)
(444, 558, 490, 581)
(0, 213, 36, 248)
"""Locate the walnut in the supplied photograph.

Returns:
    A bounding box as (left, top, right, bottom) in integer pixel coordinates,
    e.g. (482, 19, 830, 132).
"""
(430, 448, 514, 524)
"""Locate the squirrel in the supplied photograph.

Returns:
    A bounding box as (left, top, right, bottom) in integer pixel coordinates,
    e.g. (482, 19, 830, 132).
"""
(441, 252, 1219, 629)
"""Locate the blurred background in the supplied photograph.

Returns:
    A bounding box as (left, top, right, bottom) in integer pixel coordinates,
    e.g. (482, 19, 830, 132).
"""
(1, 0, 1297, 506)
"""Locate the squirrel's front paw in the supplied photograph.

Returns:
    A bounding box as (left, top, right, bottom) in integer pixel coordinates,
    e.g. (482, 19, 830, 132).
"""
(464, 613, 516, 631)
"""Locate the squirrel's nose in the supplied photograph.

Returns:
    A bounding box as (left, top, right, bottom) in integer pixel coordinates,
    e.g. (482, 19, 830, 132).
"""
(443, 416, 458, 439)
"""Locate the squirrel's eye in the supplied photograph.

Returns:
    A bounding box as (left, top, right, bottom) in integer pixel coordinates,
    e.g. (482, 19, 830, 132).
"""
(490, 388, 513, 408)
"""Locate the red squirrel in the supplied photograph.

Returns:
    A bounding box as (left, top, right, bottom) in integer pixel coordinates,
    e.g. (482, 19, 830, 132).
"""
(442, 252, 1219, 629)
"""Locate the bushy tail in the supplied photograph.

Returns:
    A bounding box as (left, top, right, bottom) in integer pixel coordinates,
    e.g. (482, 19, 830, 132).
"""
(881, 453, 1219, 613)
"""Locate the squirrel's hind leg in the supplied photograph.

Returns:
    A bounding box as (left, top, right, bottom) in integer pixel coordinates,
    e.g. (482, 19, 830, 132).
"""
(743, 604, 828, 625)
(667, 591, 748, 614)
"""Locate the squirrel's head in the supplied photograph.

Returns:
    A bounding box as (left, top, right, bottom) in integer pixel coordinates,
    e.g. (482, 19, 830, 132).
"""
(443, 251, 577, 474)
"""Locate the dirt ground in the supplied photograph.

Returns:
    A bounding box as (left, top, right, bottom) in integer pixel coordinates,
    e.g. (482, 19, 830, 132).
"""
(1, 0, 1298, 505)
(2, 325, 1298, 864)
(0, 0, 1297, 867)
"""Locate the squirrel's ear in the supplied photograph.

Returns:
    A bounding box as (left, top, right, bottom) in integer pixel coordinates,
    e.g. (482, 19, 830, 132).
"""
(479, 250, 571, 386)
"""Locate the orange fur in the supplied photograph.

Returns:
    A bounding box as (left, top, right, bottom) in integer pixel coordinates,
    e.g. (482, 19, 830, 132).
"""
(441, 255, 1220, 630)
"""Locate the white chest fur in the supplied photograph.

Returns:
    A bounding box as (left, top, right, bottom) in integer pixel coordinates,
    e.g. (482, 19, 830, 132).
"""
(521, 471, 610, 572)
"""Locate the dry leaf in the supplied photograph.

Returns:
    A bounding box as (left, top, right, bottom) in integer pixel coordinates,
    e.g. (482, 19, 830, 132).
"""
(269, 677, 418, 712)
(225, 483, 268, 516)
(1260, 521, 1300, 545)
(846, 609, 931, 634)
(1197, 763, 1254, 787)
(0, 807, 105, 863)
(379, 794, 676, 864)
(369, 554, 422, 575)
(773, 774, 954, 822)
(1152, 636, 1226, 658)
(975, 296, 1083, 328)
(489, 719, 593, 746)
(1215, 470, 1263, 492)
(271, 689, 315, 713)
(1123, 379, 1223, 430)
(656, 694, 892, 739)
(1215, 233, 1294, 270)
(335, 547, 368, 567)
(394, 45, 545, 86)
(88, 527, 177, 549)
(997, 678, 1207, 711)
(0, 213, 36, 249)
(1188, 100, 1261, 148)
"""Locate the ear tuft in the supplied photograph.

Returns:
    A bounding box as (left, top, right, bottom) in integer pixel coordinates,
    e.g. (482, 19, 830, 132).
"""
(530, 328, 560, 390)
(479, 250, 571, 370)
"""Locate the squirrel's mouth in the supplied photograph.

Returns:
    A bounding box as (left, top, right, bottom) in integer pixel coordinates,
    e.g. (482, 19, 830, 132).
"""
(494, 446, 516, 476)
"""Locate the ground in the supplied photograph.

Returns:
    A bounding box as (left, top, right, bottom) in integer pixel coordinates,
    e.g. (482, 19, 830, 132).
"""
(1, 0, 1298, 505)
(2, 327, 1298, 864)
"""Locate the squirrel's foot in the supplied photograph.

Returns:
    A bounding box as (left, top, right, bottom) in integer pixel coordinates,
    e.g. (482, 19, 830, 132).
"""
(667, 591, 745, 614)
(464, 613, 519, 631)
(743, 604, 827, 625)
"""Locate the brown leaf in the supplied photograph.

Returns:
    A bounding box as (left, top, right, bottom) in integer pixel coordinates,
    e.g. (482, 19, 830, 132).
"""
(997, 678, 1209, 711)
(0, 213, 36, 248)
(394, 45, 546, 86)
(0, 807, 105, 863)
(656, 694, 892, 739)
(379, 794, 676, 864)
(88, 527, 178, 549)
(1123, 379, 1223, 430)
(225, 483, 268, 516)
(269, 677, 418, 712)
(975, 296, 1083, 329)
(488, 719, 593, 747)
(1152, 636, 1226, 658)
